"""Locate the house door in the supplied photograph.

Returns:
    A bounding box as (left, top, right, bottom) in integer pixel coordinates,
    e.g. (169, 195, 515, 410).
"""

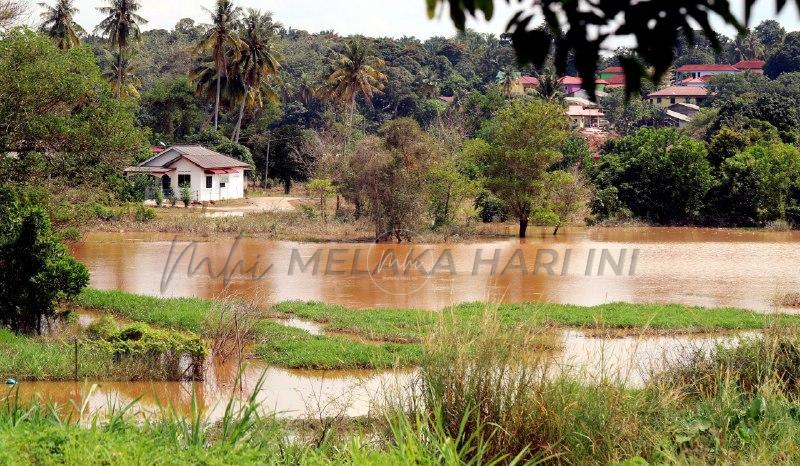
(161, 175, 172, 197)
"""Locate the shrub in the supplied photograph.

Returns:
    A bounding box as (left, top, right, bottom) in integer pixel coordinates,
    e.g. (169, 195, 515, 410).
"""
(154, 188, 164, 207)
(0, 187, 89, 333)
(134, 205, 156, 222)
(180, 183, 192, 207)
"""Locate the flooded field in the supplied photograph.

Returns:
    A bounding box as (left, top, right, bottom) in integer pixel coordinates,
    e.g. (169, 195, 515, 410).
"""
(8, 327, 753, 420)
(70, 227, 800, 312)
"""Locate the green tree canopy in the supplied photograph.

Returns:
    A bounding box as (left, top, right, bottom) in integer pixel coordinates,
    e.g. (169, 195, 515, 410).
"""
(592, 128, 713, 224)
(478, 99, 569, 237)
(0, 186, 89, 334)
(0, 28, 146, 179)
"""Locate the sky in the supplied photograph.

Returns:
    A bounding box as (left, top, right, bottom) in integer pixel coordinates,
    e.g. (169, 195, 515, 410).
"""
(40, 0, 800, 41)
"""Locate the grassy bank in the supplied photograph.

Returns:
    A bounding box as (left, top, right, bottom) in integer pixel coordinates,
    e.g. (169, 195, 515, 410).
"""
(4, 313, 800, 464)
(70, 289, 800, 372)
(275, 300, 800, 341)
(73, 289, 423, 370)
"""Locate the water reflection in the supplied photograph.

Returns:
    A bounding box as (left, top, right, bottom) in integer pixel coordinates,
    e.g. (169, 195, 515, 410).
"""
(70, 228, 800, 312)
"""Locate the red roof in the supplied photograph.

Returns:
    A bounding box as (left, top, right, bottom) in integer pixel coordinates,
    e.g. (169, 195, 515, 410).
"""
(559, 76, 608, 85)
(676, 64, 738, 72)
(605, 84, 624, 89)
(681, 77, 706, 84)
(599, 66, 624, 74)
(648, 86, 708, 97)
(733, 60, 765, 70)
(519, 75, 539, 86)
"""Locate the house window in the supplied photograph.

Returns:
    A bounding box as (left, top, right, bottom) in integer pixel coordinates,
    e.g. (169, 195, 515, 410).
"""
(206, 175, 212, 189)
(656, 98, 662, 104)
(220, 174, 229, 188)
(670, 97, 676, 104)
(178, 174, 191, 187)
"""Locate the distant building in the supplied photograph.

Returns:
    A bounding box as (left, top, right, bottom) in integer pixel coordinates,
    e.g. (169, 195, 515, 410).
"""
(647, 86, 708, 107)
(598, 66, 624, 81)
(125, 145, 250, 202)
(559, 76, 609, 95)
(566, 104, 605, 130)
(679, 76, 712, 87)
(733, 60, 766, 74)
(675, 64, 739, 80)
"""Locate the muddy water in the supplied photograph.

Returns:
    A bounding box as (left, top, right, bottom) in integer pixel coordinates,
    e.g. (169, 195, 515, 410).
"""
(8, 359, 415, 421)
(71, 227, 800, 312)
(7, 330, 751, 420)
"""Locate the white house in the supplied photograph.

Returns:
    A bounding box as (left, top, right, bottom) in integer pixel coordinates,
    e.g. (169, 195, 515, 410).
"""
(125, 145, 250, 202)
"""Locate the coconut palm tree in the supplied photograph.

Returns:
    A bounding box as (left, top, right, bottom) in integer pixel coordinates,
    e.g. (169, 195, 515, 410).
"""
(103, 51, 141, 99)
(38, 0, 84, 49)
(194, 0, 242, 130)
(320, 39, 387, 145)
(733, 31, 766, 61)
(95, 0, 147, 98)
(230, 9, 280, 142)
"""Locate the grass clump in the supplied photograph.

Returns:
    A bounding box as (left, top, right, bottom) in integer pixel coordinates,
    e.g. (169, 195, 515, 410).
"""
(276, 300, 798, 343)
(0, 317, 207, 381)
(73, 289, 215, 332)
(255, 321, 420, 369)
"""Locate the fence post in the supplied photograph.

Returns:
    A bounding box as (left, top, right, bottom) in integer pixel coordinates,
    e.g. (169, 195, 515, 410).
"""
(74, 338, 79, 380)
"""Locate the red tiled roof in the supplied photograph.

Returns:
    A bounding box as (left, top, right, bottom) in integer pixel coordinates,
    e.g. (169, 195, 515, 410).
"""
(519, 75, 539, 86)
(733, 60, 765, 70)
(599, 66, 624, 74)
(605, 84, 624, 89)
(681, 77, 706, 84)
(648, 86, 708, 97)
(676, 63, 738, 72)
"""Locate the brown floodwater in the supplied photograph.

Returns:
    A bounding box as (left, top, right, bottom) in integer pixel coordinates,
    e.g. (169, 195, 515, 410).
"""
(6, 329, 753, 420)
(70, 227, 800, 312)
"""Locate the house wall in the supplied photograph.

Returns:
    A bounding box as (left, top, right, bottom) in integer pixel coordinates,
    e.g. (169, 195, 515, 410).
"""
(648, 96, 703, 108)
(198, 168, 246, 201)
(167, 158, 206, 201)
(681, 70, 737, 79)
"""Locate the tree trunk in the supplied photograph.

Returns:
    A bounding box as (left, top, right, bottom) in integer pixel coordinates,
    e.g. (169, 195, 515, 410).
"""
(233, 91, 246, 143)
(553, 225, 560, 236)
(116, 49, 124, 99)
(519, 217, 529, 238)
(347, 98, 356, 149)
(214, 73, 222, 130)
(283, 178, 291, 194)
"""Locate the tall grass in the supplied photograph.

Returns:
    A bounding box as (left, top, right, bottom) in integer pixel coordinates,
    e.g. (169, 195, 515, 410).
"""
(4, 315, 800, 463)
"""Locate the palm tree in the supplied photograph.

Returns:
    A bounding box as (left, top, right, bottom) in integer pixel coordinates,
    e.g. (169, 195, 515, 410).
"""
(38, 0, 84, 49)
(535, 71, 563, 101)
(733, 31, 765, 61)
(320, 39, 387, 146)
(103, 51, 141, 99)
(195, 0, 242, 130)
(230, 9, 280, 142)
(497, 65, 519, 98)
(95, 0, 147, 98)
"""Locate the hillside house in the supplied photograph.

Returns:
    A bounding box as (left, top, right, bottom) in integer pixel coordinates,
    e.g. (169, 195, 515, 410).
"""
(125, 145, 250, 202)
(647, 86, 708, 107)
(675, 64, 739, 80)
(733, 60, 766, 74)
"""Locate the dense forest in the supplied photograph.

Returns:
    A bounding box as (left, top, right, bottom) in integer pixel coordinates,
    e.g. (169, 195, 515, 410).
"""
(3, 0, 800, 240)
